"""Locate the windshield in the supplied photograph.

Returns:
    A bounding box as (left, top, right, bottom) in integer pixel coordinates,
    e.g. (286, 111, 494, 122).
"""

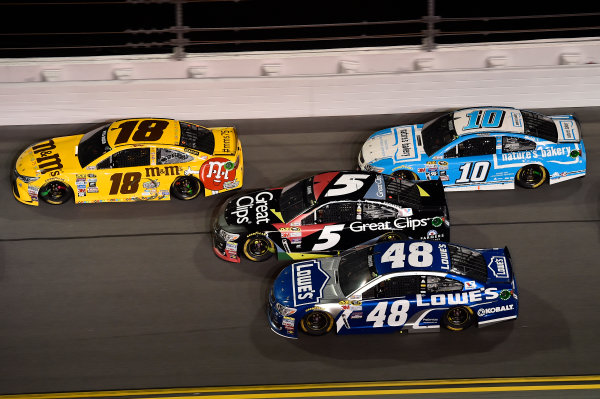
(338, 247, 377, 296)
(421, 113, 458, 155)
(279, 176, 316, 222)
(179, 122, 215, 154)
(77, 124, 111, 167)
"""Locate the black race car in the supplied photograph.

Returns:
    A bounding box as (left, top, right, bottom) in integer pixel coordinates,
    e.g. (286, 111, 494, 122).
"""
(212, 171, 450, 262)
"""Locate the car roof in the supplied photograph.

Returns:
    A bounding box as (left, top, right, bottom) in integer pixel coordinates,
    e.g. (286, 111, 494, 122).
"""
(452, 107, 525, 136)
(311, 171, 430, 207)
(372, 241, 454, 275)
(106, 118, 182, 148)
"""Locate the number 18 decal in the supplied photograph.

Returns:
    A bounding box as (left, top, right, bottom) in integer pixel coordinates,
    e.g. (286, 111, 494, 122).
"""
(455, 161, 490, 184)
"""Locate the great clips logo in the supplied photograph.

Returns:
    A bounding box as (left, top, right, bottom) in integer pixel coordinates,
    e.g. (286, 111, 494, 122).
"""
(292, 260, 330, 307)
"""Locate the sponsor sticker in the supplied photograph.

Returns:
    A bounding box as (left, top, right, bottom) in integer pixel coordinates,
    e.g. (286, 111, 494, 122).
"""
(292, 260, 330, 307)
(477, 304, 515, 317)
(488, 256, 509, 279)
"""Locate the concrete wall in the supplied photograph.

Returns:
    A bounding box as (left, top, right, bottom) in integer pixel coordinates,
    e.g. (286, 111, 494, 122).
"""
(1, 37, 599, 126)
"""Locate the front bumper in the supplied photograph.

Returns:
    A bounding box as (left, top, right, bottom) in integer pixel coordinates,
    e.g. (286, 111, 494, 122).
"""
(11, 171, 39, 206)
(212, 223, 241, 263)
(267, 292, 298, 339)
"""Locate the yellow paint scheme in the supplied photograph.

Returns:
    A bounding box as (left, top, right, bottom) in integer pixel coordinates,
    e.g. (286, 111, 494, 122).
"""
(12, 118, 244, 206)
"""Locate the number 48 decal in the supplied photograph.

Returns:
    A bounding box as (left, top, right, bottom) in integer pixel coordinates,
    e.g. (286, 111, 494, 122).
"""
(366, 300, 410, 328)
(381, 242, 434, 268)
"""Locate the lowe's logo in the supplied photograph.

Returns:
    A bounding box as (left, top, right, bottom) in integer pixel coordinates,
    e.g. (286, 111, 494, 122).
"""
(292, 260, 330, 307)
(487, 256, 509, 279)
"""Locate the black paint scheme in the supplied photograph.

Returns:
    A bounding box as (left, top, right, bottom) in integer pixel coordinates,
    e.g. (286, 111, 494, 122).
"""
(213, 171, 450, 262)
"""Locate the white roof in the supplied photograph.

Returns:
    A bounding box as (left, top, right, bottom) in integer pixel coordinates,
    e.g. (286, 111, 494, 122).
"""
(453, 107, 525, 136)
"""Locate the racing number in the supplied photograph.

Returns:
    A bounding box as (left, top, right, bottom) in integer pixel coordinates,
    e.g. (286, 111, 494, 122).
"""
(464, 109, 505, 130)
(114, 120, 169, 145)
(455, 161, 491, 184)
(109, 172, 142, 195)
(312, 224, 344, 251)
(325, 174, 369, 197)
(381, 242, 434, 268)
(366, 300, 410, 328)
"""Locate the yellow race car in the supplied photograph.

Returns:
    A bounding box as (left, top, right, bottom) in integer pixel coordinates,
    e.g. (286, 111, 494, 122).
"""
(12, 118, 244, 205)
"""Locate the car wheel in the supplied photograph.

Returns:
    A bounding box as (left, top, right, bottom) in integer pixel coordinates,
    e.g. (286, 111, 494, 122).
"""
(300, 311, 334, 336)
(242, 235, 274, 262)
(392, 170, 418, 180)
(378, 232, 407, 242)
(38, 181, 72, 205)
(171, 176, 202, 200)
(443, 306, 474, 331)
(515, 164, 547, 189)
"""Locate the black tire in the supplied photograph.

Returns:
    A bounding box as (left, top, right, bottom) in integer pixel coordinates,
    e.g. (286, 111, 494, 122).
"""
(378, 232, 407, 242)
(443, 306, 475, 331)
(171, 176, 202, 200)
(38, 181, 72, 205)
(515, 164, 548, 189)
(300, 311, 334, 336)
(392, 170, 418, 180)
(242, 235, 274, 262)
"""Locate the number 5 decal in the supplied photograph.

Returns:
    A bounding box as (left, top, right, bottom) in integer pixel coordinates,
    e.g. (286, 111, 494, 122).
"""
(313, 224, 344, 251)
(455, 161, 490, 184)
(325, 174, 369, 197)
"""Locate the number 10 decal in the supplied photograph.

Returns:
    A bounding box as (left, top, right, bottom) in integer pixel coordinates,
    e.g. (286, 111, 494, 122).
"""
(455, 161, 490, 184)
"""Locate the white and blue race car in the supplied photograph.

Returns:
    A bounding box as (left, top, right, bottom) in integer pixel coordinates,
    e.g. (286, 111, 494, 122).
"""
(358, 107, 586, 190)
(268, 240, 518, 338)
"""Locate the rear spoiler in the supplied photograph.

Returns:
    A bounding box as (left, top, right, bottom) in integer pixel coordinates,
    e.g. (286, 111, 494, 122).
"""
(486, 247, 514, 284)
(551, 115, 582, 143)
(212, 127, 239, 156)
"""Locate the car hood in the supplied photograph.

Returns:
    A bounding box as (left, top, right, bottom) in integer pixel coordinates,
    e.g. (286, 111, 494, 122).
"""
(222, 188, 284, 227)
(15, 135, 82, 177)
(272, 258, 345, 308)
(361, 125, 421, 164)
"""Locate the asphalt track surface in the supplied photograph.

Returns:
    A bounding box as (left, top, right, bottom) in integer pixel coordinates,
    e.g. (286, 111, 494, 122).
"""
(0, 109, 599, 395)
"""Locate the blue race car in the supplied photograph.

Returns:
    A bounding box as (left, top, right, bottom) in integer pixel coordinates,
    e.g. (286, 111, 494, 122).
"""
(268, 240, 518, 338)
(358, 107, 586, 190)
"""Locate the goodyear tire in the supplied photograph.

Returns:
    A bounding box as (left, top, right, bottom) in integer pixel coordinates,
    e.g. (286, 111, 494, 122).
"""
(378, 232, 407, 242)
(171, 176, 202, 200)
(242, 235, 274, 262)
(300, 311, 334, 336)
(392, 170, 418, 180)
(443, 306, 475, 331)
(515, 164, 547, 189)
(38, 181, 72, 205)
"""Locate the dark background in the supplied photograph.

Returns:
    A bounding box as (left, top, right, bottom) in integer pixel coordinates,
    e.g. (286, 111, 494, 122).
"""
(1, 0, 599, 58)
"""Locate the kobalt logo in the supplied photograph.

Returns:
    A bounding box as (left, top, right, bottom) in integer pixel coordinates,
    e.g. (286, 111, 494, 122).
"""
(232, 191, 273, 224)
(477, 304, 515, 317)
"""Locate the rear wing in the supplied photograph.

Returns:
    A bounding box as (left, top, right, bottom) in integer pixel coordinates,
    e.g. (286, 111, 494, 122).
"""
(211, 127, 239, 156)
(551, 115, 582, 143)
(485, 247, 514, 284)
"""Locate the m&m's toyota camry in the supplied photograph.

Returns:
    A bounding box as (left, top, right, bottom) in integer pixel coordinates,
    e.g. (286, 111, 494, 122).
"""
(268, 240, 518, 338)
(12, 118, 243, 205)
(358, 107, 585, 190)
(213, 171, 449, 263)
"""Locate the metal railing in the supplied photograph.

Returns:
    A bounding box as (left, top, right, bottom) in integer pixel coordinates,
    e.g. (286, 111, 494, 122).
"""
(0, 0, 599, 59)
